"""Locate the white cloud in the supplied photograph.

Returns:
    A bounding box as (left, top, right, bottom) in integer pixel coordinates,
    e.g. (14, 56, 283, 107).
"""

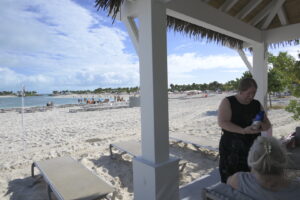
(0, 67, 53, 91)
(166, 52, 250, 84)
(270, 45, 300, 59)
(1, 0, 297, 93)
(221, 69, 246, 73)
(168, 53, 247, 73)
(0, 0, 139, 92)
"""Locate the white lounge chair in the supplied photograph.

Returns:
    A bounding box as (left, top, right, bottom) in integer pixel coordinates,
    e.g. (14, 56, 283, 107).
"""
(109, 140, 141, 159)
(31, 156, 114, 200)
(170, 133, 219, 152)
(109, 140, 187, 171)
(109, 133, 218, 160)
(179, 168, 220, 200)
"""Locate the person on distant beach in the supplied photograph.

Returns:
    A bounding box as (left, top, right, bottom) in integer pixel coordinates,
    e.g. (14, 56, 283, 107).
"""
(227, 136, 300, 200)
(218, 78, 271, 183)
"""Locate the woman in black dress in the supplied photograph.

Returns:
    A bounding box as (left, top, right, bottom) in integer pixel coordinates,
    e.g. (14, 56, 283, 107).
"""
(217, 78, 271, 183)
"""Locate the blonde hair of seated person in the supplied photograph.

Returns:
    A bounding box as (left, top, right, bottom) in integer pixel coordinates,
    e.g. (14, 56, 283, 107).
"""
(249, 136, 290, 190)
(228, 136, 290, 190)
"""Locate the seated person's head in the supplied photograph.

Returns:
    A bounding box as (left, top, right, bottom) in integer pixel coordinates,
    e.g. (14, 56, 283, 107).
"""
(248, 136, 287, 176)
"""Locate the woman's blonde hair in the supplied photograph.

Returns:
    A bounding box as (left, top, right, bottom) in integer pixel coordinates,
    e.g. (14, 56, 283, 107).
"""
(248, 136, 287, 175)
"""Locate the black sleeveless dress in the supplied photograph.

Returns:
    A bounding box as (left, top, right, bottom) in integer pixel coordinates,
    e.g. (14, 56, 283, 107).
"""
(219, 95, 261, 183)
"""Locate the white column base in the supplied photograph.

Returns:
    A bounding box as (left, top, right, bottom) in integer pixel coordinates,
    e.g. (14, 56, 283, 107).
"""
(133, 156, 180, 200)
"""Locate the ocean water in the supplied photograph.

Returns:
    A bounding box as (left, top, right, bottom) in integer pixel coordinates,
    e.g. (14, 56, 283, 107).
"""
(0, 95, 79, 109)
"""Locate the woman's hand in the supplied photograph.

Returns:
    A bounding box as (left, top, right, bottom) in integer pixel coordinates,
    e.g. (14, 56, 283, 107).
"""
(243, 125, 262, 134)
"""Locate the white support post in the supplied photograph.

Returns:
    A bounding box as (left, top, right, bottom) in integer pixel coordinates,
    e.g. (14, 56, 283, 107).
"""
(252, 43, 268, 110)
(120, 1, 139, 54)
(237, 49, 253, 74)
(123, 17, 139, 54)
(133, 0, 179, 199)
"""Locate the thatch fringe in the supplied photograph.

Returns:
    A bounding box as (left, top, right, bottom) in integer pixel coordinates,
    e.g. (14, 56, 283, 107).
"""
(167, 16, 243, 49)
(268, 39, 299, 49)
(95, 0, 124, 22)
(94, 0, 299, 50)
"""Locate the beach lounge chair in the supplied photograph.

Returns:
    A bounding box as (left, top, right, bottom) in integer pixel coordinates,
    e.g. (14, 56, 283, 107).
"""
(180, 169, 254, 200)
(109, 140, 141, 159)
(109, 140, 187, 171)
(180, 168, 220, 200)
(109, 133, 218, 160)
(170, 133, 219, 152)
(31, 156, 114, 200)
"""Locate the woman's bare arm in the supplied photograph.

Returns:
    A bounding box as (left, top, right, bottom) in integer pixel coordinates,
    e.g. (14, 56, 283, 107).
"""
(218, 98, 261, 134)
(260, 106, 271, 131)
(227, 173, 239, 189)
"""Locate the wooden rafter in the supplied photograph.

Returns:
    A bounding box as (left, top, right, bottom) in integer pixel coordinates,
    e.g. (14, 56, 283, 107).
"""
(277, 7, 288, 25)
(250, 1, 277, 26)
(219, 0, 238, 12)
(235, 0, 263, 20)
(261, 0, 286, 29)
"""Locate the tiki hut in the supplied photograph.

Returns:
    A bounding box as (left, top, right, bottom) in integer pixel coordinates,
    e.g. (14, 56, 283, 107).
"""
(95, 0, 300, 199)
(95, 0, 300, 49)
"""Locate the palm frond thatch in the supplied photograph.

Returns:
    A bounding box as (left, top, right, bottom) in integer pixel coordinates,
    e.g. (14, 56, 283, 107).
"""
(167, 16, 243, 49)
(94, 0, 299, 50)
(269, 39, 299, 49)
(95, 0, 124, 22)
(95, 0, 243, 49)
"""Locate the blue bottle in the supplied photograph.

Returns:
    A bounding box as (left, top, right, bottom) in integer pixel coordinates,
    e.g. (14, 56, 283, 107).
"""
(252, 111, 264, 130)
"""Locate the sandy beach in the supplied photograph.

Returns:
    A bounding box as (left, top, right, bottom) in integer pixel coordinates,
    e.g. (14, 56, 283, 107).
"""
(0, 93, 298, 200)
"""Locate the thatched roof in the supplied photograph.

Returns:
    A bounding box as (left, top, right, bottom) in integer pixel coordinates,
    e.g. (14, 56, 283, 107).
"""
(95, 0, 300, 49)
(166, 16, 243, 49)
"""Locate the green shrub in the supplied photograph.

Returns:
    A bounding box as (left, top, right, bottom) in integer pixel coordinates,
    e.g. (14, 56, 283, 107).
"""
(285, 100, 300, 120)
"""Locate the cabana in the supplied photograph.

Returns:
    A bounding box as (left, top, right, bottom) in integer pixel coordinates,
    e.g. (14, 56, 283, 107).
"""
(95, 0, 300, 199)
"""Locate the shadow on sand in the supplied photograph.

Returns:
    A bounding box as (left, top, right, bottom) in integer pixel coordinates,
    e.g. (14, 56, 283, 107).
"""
(89, 144, 218, 193)
(203, 110, 218, 116)
(6, 175, 49, 200)
(90, 155, 134, 193)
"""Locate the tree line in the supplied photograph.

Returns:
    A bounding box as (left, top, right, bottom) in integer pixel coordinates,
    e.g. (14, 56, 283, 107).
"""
(170, 52, 300, 119)
(0, 91, 38, 96)
(51, 86, 140, 95)
(1, 51, 298, 119)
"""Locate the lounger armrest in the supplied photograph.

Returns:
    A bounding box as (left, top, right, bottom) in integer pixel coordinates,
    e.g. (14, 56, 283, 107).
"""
(202, 183, 254, 200)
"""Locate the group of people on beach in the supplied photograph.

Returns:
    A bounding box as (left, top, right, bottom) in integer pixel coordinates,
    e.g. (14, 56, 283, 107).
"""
(77, 96, 125, 105)
(217, 78, 300, 199)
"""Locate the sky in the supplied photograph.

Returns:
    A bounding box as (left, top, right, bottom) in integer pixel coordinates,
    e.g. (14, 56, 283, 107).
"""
(0, 0, 299, 93)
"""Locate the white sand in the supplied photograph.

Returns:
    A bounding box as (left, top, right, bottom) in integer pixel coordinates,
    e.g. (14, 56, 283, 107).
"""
(0, 96, 16, 98)
(0, 93, 298, 199)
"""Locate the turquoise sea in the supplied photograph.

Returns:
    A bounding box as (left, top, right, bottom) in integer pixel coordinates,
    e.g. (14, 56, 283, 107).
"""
(0, 95, 79, 109)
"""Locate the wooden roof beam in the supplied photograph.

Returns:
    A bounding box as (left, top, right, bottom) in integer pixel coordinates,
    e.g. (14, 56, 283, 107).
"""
(264, 23, 300, 44)
(219, 0, 238, 12)
(235, 0, 263, 20)
(167, 0, 262, 44)
(250, 1, 277, 26)
(123, 17, 139, 54)
(277, 7, 288, 25)
(238, 49, 253, 74)
(261, 0, 285, 29)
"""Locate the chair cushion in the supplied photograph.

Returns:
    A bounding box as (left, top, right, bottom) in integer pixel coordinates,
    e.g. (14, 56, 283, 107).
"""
(202, 182, 254, 200)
